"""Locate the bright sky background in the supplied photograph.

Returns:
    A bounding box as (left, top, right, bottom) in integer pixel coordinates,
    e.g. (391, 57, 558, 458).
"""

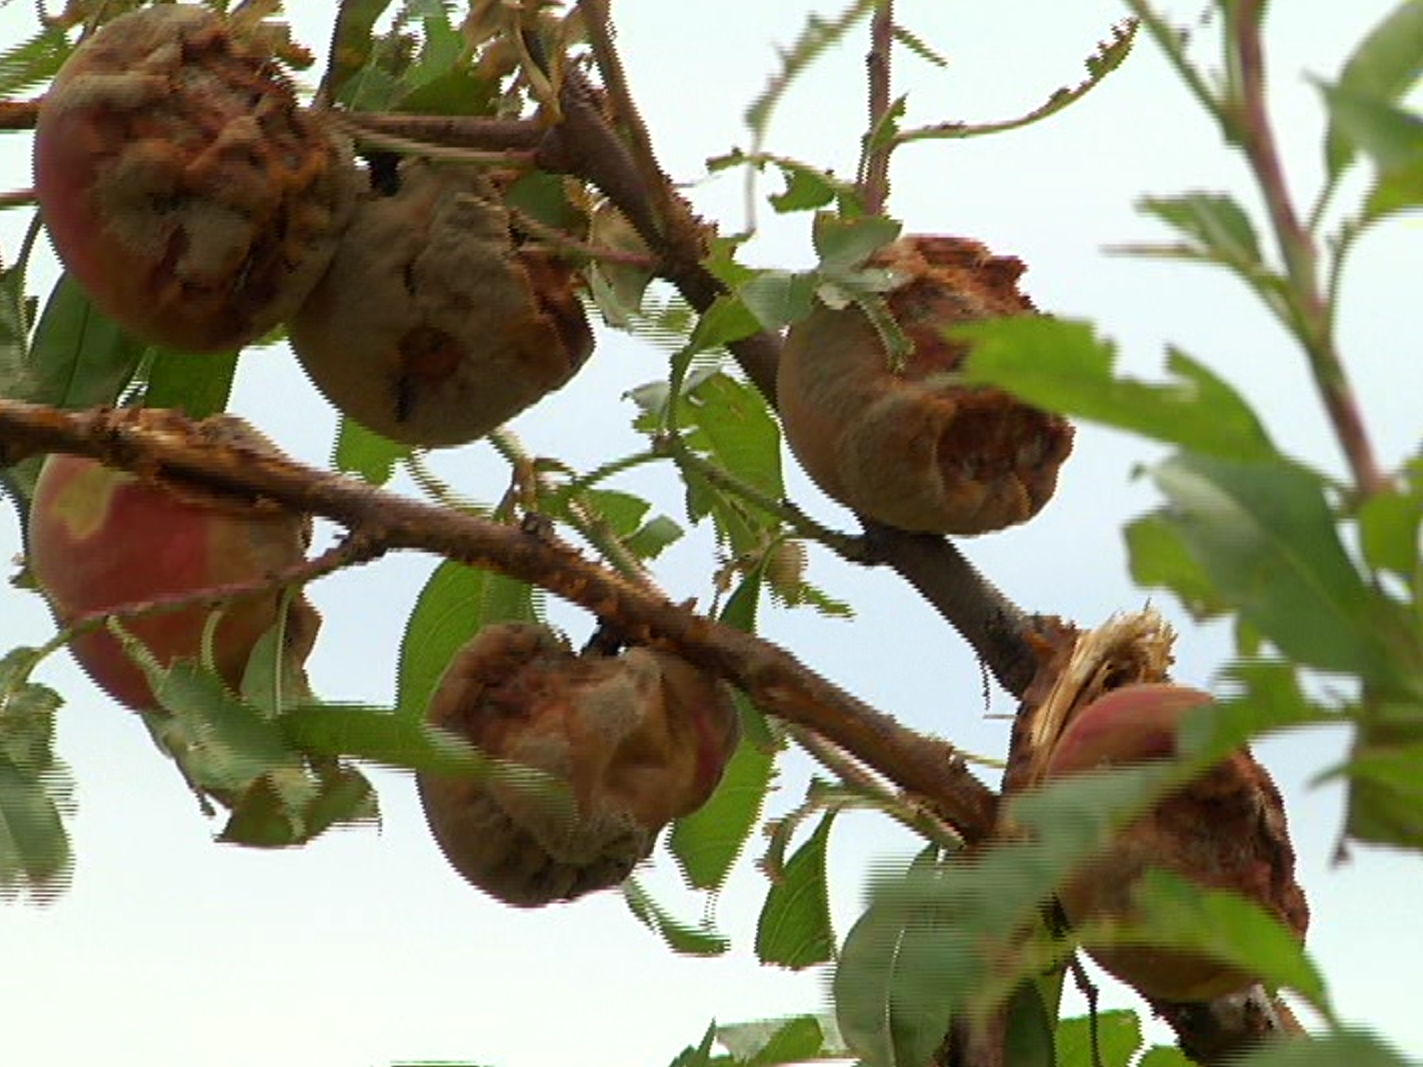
(1, 2, 1420, 1065)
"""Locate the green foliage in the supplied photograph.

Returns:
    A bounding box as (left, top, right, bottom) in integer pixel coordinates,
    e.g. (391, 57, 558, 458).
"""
(755, 809, 837, 969)
(1055, 1010, 1142, 1067)
(0, 648, 72, 899)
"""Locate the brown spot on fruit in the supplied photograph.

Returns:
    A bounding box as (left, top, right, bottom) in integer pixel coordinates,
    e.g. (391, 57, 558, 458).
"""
(26, 414, 319, 711)
(777, 235, 1073, 534)
(417, 622, 739, 907)
(33, 5, 358, 353)
(288, 160, 595, 447)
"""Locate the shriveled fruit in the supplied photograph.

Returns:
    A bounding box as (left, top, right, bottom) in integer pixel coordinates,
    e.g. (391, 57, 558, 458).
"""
(1044, 683, 1309, 1002)
(288, 160, 594, 447)
(26, 413, 319, 711)
(417, 622, 739, 906)
(777, 235, 1073, 534)
(34, 5, 357, 352)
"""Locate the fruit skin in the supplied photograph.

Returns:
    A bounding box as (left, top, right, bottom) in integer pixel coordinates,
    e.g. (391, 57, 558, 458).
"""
(26, 417, 319, 711)
(777, 235, 1073, 534)
(417, 622, 740, 907)
(33, 5, 357, 352)
(289, 160, 594, 447)
(1044, 683, 1309, 1002)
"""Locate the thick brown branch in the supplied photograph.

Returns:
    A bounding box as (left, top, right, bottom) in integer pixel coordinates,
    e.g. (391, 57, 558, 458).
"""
(0, 398, 998, 842)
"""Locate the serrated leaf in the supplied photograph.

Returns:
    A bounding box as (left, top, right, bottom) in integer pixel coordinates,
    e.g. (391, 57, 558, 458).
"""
(769, 165, 839, 213)
(396, 562, 539, 720)
(1357, 485, 1423, 580)
(141, 348, 237, 418)
(1317, 82, 1423, 217)
(737, 271, 817, 331)
(622, 876, 730, 957)
(333, 416, 411, 487)
(962, 319, 1276, 460)
(26, 274, 147, 410)
(1055, 1010, 1143, 1067)
(1151, 453, 1394, 679)
(755, 810, 836, 968)
(812, 212, 903, 273)
(1125, 511, 1232, 620)
(0, 27, 71, 98)
(717, 1015, 833, 1066)
(1138, 193, 1262, 267)
(1098, 870, 1331, 1018)
(1324, 0, 1423, 180)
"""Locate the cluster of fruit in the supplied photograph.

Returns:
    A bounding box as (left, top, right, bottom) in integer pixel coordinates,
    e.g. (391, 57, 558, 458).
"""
(24, 6, 731, 906)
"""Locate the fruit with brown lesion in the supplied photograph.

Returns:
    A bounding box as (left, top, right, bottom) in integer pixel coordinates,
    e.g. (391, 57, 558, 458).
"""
(777, 235, 1074, 534)
(33, 5, 358, 353)
(417, 622, 740, 906)
(288, 160, 595, 447)
(1042, 683, 1309, 1002)
(25, 413, 319, 711)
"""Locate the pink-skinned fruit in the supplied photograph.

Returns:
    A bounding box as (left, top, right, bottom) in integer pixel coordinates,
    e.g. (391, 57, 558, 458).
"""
(417, 622, 740, 907)
(26, 415, 319, 711)
(1044, 683, 1309, 1002)
(33, 5, 357, 352)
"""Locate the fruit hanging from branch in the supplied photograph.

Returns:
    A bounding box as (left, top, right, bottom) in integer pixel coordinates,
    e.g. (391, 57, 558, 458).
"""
(777, 235, 1074, 534)
(1042, 681, 1310, 1002)
(417, 622, 740, 907)
(25, 413, 320, 712)
(32, 4, 358, 353)
(288, 160, 595, 447)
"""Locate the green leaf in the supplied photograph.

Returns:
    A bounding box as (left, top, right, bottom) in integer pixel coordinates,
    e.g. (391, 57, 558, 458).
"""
(0, 26, 71, 97)
(671, 737, 775, 891)
(0, 649, 73, 900)
(0, 267, 30, 400)
(1151, 453, 1394, 679)
(1318, 83, 1423, 216)
(1055, 1010, 1143, 1067)
(26, 274, 147, 410)
(1357, 485, 1423, 581)
(715, 1015, 840, 1066)
(812, 212, 903, 272)
(1126, 511, 1232, 621)
(1001, 983, 1055, 1067)
(737, 271, 817, 331)
(324, 0, 396, 106)
(281, 702, 494, 775)
(1139, 1048, 1194, 1067)
(622, 876, 730, 957)
(141, 348, 238, 418)
(1324, 0, 1423, 180)
(755, 809, 837, 968)
(667, 1020, 719, 1067)
(961, 321, 1276, 460)
(333, 417, 411, 487)
(1097, 870, 1331, 1018)
(689, 373, 784, 500)
(1233, 1030, 1417, 1067)
(1138, 193, 1263, 268)
(396, 562, 539, 720)
(769, 165, 840, 213)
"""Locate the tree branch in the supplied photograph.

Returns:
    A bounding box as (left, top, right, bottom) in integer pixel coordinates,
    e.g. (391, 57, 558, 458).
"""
(0, 399, 1000, 843)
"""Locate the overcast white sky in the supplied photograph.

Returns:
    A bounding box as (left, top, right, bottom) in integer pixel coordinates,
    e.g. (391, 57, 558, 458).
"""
(1, 2, 1420, 1065)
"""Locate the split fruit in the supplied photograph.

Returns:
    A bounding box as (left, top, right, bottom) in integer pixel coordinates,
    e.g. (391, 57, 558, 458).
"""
(1044, 683, 1309, 1002)
(777, 235, 1074, 534)
(288, 160, 594, 447)
(417, 622, 740, 906)
(26, 414, 319, 711)
(34, 5, 357, 352)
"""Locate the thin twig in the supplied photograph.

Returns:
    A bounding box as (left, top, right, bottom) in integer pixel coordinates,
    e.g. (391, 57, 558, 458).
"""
(859, 0, 895, 215)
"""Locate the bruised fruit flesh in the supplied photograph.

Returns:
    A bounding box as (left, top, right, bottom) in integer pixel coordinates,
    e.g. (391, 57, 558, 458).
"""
(418, 622, 739, 906)
(26, 415, 319, 710)
(777, 235, 1073, 534)
(1044, 683, 1309, 1002)
(289, 160, 594, 447)
(34, 5, 357, 352)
